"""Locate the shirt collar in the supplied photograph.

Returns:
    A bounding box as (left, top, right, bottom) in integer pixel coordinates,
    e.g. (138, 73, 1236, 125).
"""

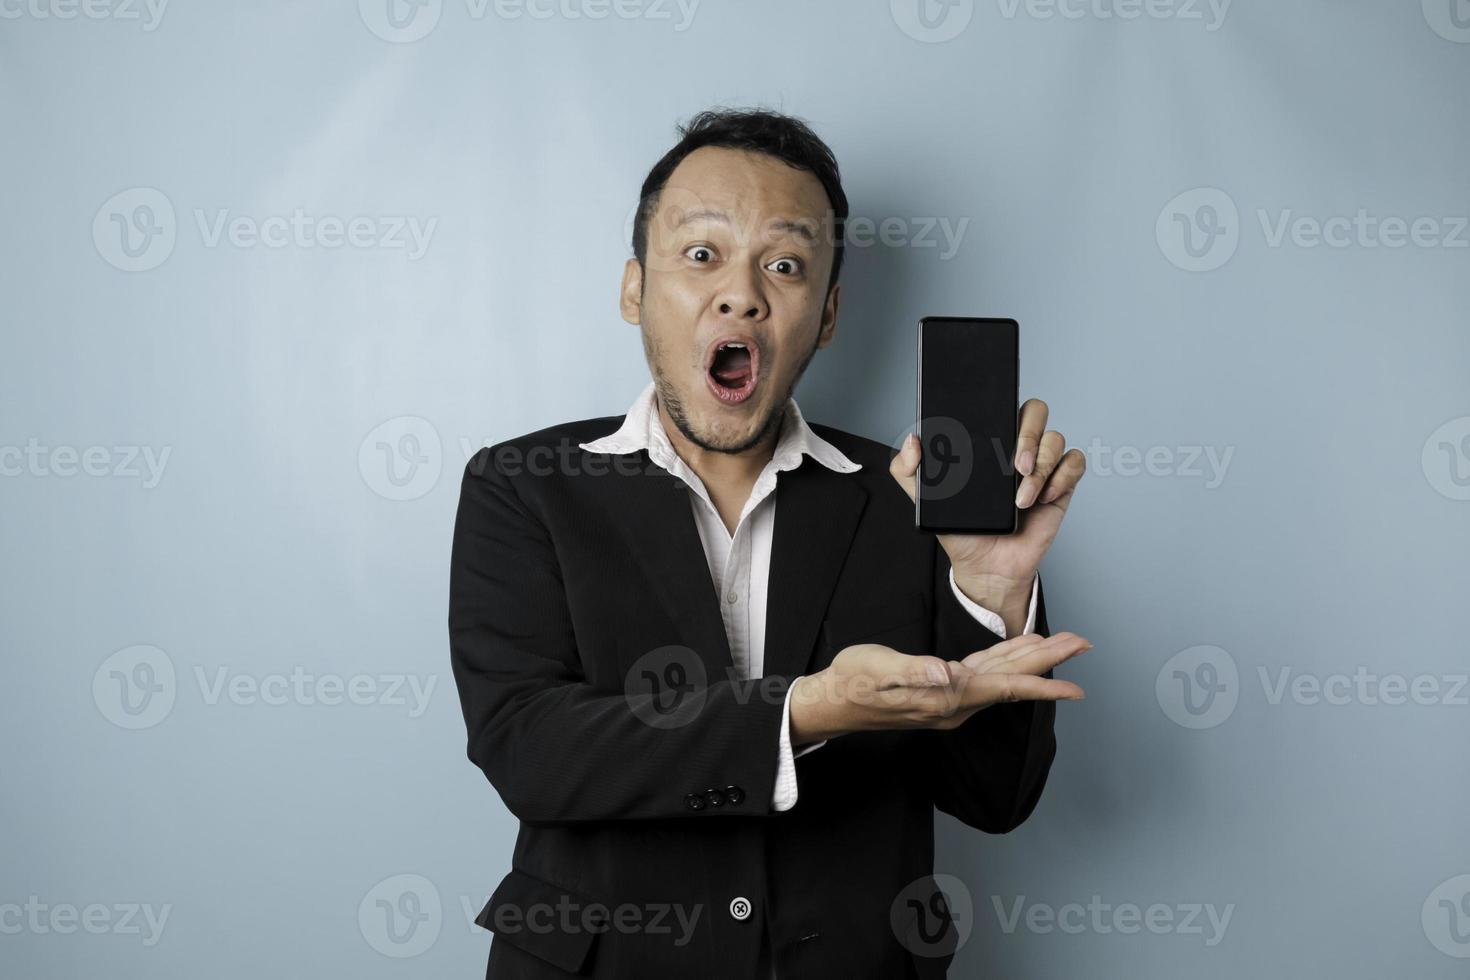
(578, 380, 862, 479)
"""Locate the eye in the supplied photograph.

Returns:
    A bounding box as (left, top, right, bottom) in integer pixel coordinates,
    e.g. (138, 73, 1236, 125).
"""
(684, 245, 715, 263)
(767, 257, 802, 276)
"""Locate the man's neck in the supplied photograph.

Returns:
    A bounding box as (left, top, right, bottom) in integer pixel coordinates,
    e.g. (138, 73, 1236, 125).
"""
(656, 395, 783, 506)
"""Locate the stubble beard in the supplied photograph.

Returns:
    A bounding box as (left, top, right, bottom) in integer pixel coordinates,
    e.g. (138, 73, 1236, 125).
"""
(640, 319, 820, 457)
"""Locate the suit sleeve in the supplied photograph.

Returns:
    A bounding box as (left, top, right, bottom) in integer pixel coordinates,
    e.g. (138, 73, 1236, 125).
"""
(909, 538, 1058, 833)
(448, 449, 789, 826)
(947, 566, 1039, 639)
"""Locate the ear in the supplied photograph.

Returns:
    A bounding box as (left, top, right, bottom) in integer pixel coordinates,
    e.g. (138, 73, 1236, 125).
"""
(619, 258, 644, 325)
(816, 282, 840, 348)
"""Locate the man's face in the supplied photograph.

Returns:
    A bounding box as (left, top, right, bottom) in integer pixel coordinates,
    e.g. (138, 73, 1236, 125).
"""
(621, 146, 840, 456)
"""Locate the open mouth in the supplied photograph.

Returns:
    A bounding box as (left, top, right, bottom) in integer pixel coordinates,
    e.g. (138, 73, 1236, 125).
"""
(704, 335, 760, 405)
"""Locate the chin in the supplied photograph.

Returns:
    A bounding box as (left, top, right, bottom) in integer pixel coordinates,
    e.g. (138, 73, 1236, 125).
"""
(707, 405, 785, 455)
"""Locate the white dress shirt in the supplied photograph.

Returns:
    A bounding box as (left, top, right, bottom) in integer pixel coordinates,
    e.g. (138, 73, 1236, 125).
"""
(579, 380, 1040, 813)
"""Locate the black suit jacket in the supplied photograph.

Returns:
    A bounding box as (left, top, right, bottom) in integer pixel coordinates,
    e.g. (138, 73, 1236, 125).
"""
(449, 413, 1057, 979)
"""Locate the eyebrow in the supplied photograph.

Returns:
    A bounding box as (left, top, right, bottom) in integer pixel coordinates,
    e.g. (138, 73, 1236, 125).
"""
(673, 208, 821, 245)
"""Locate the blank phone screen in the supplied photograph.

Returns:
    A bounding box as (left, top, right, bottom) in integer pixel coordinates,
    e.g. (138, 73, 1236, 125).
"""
(916, 317, 1019, 533)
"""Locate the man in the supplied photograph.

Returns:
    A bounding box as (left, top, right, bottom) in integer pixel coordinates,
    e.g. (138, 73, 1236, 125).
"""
(449, 107, 1091, 979)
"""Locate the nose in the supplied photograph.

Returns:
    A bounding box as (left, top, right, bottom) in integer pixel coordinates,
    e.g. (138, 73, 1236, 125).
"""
(713, 263, 767, 321)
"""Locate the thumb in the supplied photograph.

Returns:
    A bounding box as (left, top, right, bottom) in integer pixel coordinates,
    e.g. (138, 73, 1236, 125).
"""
(889, 432, 920, 504)
(905, 654, 955, 688)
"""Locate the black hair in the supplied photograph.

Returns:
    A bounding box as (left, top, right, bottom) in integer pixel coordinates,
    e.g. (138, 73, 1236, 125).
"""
(631, 107, 849, 293)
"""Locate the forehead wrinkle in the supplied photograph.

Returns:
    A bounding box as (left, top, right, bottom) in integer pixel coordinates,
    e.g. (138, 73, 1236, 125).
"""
(670, 207, 732, 229)
(663, 204, 822, 250)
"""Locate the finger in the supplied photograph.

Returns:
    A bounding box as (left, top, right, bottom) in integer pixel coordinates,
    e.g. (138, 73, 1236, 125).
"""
(908, 654, 956, 688)
(1017, 429, 1065, 509)
(862, 647, 954, 689)
(959, 632, 1051, 672)
(1039, 448, 1087, 506)
(997, 633, 1093, 677)
(896, 679, 975, 718)
(957, 672, 1085, 706)
(888, 432, 920, 504)
(1014, 399, 1049, 476)
(962, 631, 1091, 674)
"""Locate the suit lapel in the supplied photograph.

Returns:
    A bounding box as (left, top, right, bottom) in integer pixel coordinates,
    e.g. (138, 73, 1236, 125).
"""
(763, 461, 869, 680)
(606, 448, 869, 685)
(610, 452, 737, 682)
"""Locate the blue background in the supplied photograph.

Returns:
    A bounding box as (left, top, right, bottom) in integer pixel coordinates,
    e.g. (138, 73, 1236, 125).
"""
(3, 0, 1468, 976)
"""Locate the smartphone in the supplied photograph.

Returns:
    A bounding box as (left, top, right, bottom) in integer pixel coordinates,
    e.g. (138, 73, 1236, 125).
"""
(915, 316, 1019, 534)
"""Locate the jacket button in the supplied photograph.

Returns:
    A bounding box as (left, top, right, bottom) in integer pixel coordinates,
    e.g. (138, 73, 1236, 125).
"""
(684, 793, 706, 811)
(704, 788, 725, 807)
(729, 896, 752, 921)
(723, 784, 745, 806)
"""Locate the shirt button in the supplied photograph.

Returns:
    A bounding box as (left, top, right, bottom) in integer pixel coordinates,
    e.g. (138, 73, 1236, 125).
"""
(729, 897, 752, 921)
(726, 590, 739, 604)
